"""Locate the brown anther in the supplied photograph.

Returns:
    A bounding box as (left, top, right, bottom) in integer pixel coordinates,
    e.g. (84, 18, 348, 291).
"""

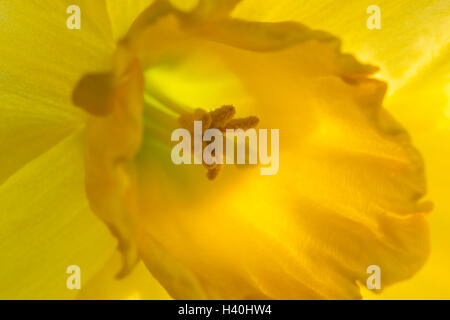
(209, 105, 236, 128)
(178, 105, 259, 180)
(179, 108, 212, 132)
(222, 116, 259, 130)
(206, 165, 223, 181)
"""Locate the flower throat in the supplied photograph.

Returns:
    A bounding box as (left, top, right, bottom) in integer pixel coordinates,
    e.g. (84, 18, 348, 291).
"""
(172, 105, 280, 180)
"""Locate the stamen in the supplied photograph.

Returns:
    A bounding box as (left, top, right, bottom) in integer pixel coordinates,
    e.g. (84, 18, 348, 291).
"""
(206, 165, 223, 180)
(209, 105, 236, 128)
(222, 116, 260, 130)
(179, 109, 212, 132)
(178, 105, 259, 180)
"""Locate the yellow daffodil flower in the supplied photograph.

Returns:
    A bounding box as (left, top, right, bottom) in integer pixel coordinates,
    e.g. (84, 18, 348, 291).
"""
(0, 0, 448, 299)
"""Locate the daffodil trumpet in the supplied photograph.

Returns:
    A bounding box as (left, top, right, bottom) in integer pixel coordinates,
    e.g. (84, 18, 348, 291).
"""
(67, 0, 433, 299)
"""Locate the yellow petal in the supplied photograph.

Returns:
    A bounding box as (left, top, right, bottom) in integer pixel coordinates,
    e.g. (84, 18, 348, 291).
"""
(233, 0, 450, 93)
(0, 0, 113, 116)
(77, 57, 145, 278)
(0, 130, 116, 299)
(363, 46, 449, 299)
(106, 0, 155, 41)
(78, 252, 171, 300)
(0, 0, 114, 183)
(71, 0, 179, 280)
(171, 0, 242, 19)
(168, 0, 199, 12)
